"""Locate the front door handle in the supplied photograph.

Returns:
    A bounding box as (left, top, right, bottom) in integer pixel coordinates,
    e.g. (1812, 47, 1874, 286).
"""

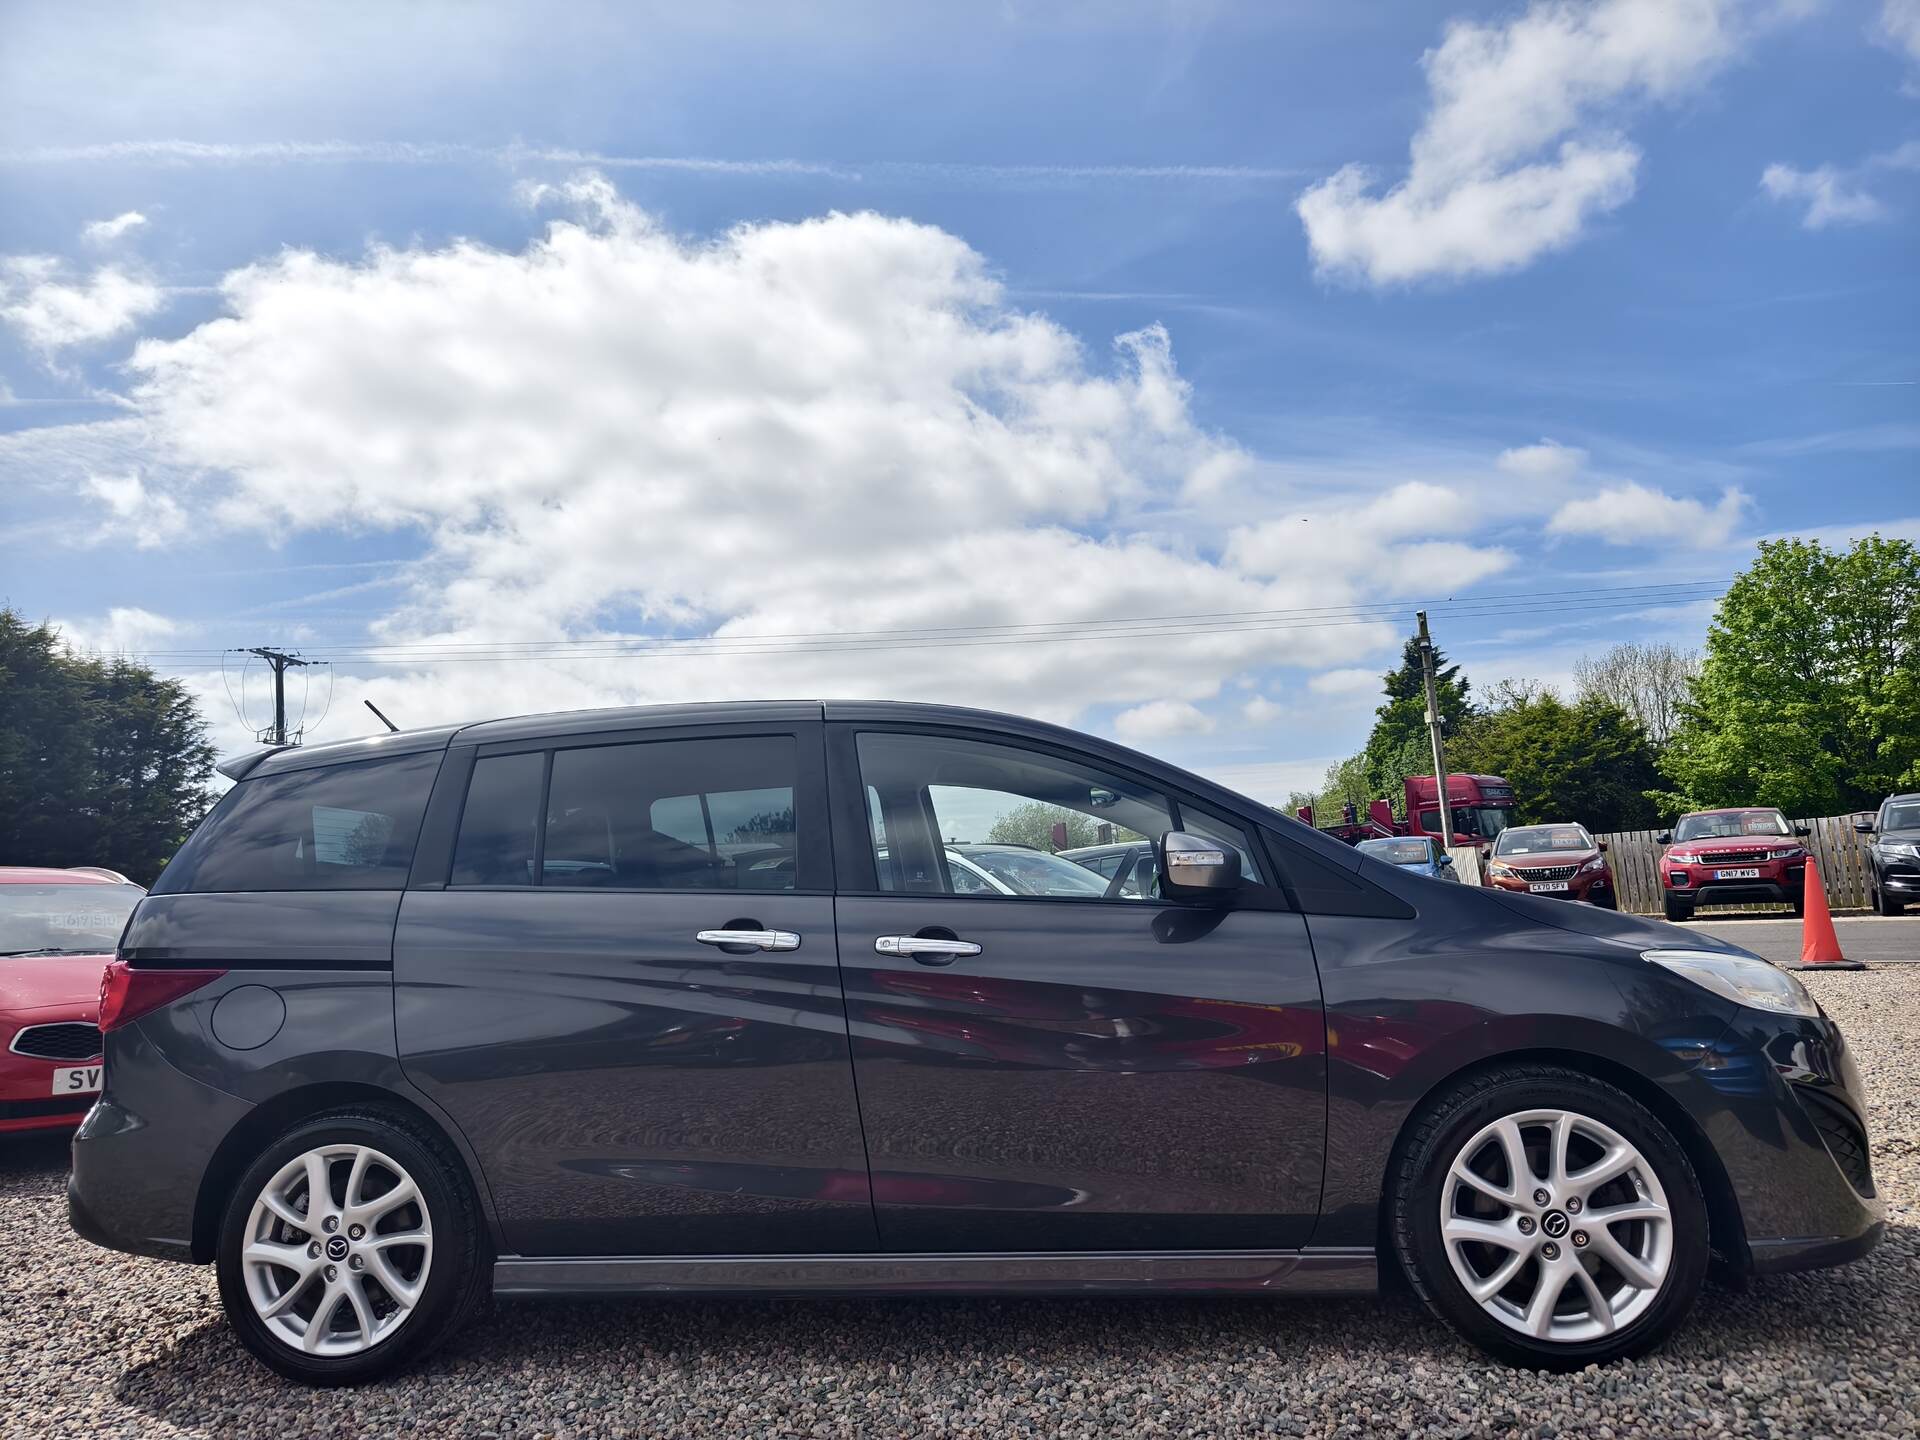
(696, 929, 801, 952)
(875, 935, 982, 964)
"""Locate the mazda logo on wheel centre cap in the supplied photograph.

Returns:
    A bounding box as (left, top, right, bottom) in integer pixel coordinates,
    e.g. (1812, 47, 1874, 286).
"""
(326, 1235, 350, 1260)
(1542, 1211, 1570, 1238)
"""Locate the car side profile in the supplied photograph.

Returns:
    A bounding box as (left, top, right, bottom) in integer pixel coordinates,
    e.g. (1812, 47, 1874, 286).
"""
(1855, 794, 1920, 916)
(70, 702, 1881, 1385)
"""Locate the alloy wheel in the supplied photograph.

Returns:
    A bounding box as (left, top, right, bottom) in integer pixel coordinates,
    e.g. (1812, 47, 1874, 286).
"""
(240, 1143, 434, 1356)
(1440, 1108, 1673, 1343)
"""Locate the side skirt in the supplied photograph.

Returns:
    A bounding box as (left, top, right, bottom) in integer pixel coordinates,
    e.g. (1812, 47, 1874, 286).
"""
(493, 1248, 1378, 1298)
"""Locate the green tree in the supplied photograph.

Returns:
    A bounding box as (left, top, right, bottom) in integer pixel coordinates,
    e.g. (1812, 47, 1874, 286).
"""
(985, 801, 1101, 851)
(1362, 636, 1472, 811)
(1286, 751, 1372, 821)
(1451, 684, 1662, 832)
(1658, 536, 1920, 816)
(0, 608, 216, 883)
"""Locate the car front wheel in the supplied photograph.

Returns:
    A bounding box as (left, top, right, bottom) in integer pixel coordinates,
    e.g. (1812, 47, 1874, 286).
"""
(1662, 894, 1693, 922)
(1392, 1064, 1708, 1370)
(216, 1108, 486, 1385)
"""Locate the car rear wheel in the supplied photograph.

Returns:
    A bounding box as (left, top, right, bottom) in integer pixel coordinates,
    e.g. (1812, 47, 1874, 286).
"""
(1662, 894, 1693, 922)
(1392, 1064, 1708, 1370)
(216, 1109, 486, 1385)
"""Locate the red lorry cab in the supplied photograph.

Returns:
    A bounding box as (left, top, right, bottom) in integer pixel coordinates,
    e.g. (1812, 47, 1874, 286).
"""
(1296, 774, 1514, 852)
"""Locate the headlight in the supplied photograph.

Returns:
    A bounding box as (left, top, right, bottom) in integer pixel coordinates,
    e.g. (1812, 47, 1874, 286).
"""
(1666, 850, 1698, 864)
(1643, 948, 1819, 1018)
(1880, 840, 1920, 860)
(1488, 861, 1517, 878)
(1579, 854, 1607, 874)
(1768, 846, 1805, 860)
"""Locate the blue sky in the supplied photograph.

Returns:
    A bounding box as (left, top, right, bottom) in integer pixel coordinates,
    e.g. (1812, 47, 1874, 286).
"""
(2, 0, 1916, 797)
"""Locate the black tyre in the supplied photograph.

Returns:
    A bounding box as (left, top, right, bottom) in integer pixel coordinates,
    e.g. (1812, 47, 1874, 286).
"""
(1391, 1063, 1709, 1371)
(1873, 881, 1905, 917)
(1593, 890, 1619, 911)
(1662, 894, 1693, 922)
(216, 1108, 487, 1385)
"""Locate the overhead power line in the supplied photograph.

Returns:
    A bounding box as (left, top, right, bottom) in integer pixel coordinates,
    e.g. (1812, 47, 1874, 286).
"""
(90, 579, 1728, 670)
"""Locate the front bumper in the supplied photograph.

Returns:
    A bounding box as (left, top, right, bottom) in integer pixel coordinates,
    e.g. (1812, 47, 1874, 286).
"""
(1663, 856, 1806, 908)
(1692, 1006, 1882, 1277)
(1, 1043, 100, 1135)
(1488, 868, 1613, 904)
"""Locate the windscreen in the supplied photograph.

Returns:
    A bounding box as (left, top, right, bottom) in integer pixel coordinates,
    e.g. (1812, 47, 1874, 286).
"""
(1675, 810, 1792, 841)
(0, 883, 144, 955)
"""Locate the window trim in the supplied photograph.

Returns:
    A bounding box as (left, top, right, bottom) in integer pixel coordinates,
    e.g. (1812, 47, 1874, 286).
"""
(826, 722, 1293, 912)
(428, 723, 830, 895)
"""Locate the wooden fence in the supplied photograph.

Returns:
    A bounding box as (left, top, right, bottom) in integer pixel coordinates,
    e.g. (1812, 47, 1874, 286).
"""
(1595, 813, 1875, 916)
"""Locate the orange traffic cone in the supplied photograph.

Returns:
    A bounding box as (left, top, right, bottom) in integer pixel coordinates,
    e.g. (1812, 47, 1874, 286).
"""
(1782, 860, 1865, 971)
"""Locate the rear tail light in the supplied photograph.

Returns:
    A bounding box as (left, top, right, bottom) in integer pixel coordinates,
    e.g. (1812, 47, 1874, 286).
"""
(98, 960, 226, 1033)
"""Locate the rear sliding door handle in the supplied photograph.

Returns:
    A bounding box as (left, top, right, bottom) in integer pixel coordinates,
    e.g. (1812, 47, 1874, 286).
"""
(874, 935, 982, 963)
(696, 929, 801, 952)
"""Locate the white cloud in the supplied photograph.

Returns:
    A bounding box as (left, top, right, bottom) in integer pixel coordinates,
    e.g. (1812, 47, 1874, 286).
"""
(1497, 439, 1589, 481)
(1296, 0, 1745, 285)
(81, 211, 148, 245)
(1547, 481, 1748, 547)
(55, 605, 182, 655)
(106, 175, 1417, 736)
(1113, 698, 1216, 741)
(1879, 0, 1920, 69)
(1224, 480, 1513, 594)
(1760, 140, 1920, 229)
(1761, 163, 1886, 227)
(82, 472, 190, 545)
(1241, 695, 1288, 724)
(1306, 667, 1381, 697)
(0, 255, 164, 353)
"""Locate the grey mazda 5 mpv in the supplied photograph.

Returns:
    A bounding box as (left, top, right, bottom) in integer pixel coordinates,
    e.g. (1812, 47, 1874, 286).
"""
(70, 702, 1881, 1384)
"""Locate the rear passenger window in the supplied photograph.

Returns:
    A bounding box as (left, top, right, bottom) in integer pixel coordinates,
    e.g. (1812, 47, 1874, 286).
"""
(153, 751, 440, 894)
(451, 752, 544, 886)
(543, 737, 800, 890)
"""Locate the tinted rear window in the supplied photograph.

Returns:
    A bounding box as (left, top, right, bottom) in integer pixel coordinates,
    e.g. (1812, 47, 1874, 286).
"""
(153, 751, 441, 894)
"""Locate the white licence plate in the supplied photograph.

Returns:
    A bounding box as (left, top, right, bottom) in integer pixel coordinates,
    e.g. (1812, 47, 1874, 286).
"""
(52, 1065, 102, 1096)
(1714, 867, 1761, 880)
(1529, 881, 1569, 893)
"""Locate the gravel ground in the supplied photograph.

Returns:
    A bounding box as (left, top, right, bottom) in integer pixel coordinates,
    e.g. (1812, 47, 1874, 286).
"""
(4, 969, 1916, 1440)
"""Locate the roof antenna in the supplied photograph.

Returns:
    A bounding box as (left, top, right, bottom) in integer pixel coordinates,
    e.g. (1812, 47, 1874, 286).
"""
(364, 699, 400, 733)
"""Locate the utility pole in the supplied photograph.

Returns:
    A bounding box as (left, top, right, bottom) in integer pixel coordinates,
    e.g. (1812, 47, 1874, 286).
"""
(242, 647, 315, 747)
(1415, 611, 1455, 852)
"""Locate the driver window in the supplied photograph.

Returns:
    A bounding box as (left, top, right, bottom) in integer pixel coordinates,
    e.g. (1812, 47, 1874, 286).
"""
(855, 731, 1172, 900)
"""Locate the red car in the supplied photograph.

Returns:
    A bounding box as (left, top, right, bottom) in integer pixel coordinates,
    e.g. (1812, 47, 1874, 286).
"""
(1657, 807, 1810, 922)
(1483, 822, 1615, 907)
(1, 867, 145, 1135)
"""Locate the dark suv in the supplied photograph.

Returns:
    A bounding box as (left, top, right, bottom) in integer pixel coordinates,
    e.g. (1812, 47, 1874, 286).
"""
(70, 703, 1881, 1383)
(1856, 793, 1920, 916)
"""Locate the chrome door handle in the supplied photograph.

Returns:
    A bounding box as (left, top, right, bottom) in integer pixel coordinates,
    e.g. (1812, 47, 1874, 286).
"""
(696, 929, 801, 952)
(874, 935, 982, 961)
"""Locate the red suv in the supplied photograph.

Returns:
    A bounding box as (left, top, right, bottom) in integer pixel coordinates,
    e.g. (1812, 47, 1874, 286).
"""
(1658, 808, 1810, 922)
(2, 867, 144, 1135)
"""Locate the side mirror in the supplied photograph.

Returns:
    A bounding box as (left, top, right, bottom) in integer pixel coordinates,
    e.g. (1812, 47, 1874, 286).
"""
(1597, 839, 1609, 852)
(1656, 832, 1672, 846)
(1853, 818, 1875, 835)
(1437, 853, 1454, 866)
(1159, 831, 1241, 900)
(1794, 825, 1811, 837)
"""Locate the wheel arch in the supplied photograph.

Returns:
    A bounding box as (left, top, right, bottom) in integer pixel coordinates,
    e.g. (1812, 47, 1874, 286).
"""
(1375, 1047, 1750, 1288)
(191, 1081, 493, 1263)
